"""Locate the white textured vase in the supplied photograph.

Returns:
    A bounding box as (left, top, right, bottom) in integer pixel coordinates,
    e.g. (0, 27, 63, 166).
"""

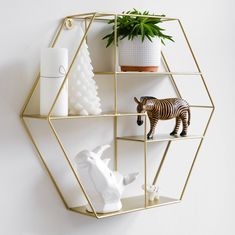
(68, 24, 102, 116)
(118, 37, 161, 72)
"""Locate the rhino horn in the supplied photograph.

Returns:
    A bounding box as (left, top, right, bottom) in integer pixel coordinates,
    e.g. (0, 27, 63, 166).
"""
(123, 172, 139, 185)
(92, 145, 110, 158)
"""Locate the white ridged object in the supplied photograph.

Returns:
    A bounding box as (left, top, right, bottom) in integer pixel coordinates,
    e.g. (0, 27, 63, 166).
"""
(69, 24, 102, 115)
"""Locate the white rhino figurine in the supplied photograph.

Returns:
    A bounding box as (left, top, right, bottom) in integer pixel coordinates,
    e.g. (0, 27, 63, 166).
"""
(74, 145, 138, 213)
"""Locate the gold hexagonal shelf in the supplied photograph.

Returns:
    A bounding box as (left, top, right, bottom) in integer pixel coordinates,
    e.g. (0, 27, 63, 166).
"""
(20, 12, 215, 219)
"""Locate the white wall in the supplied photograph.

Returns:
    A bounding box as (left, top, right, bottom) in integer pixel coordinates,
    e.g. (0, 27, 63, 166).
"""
(1, 0, 235, 234)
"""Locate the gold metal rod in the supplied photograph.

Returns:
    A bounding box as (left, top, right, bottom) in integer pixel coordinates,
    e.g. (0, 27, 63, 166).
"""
(20, 20, 65, 117)
(51, 19, 66, 47)
(189, 105, 214, 108)
(68, 208, 96, 218)
(116, 138, 145, 143)
(85, 17, 88, 43)
(29, 112, 146, 121)
(21, 117, 69, 208)
(95, 71, 202, 76)
(94, 71, 115, 75)
(66, 12, 98, 18)
(180, 108, 214, 200)
(200, 73, 215, 108)
(114, 116, 118, 171)
(20, 73, 40, 117)
(113, 14, 118, 172)
(76, 12, 178, 22)
(114, 14, 118, 114)
(177, 19, 215, 108)
(50, 114, 115, 120)
(117, 13, 178, 20)
(144, 115, 147, 207)
(48, 14, 96, 117)
(180, 138, 203, 200)
(23, 114, 48, 120)
(176, 18, 215, 200)
(68, 12, 178, 20)
(47, 119, 98, 217)
(116, 113, 147, 116)
(152, 141, 172, 185)
(117, 71, 202, 76)
(161, 52, 182, 98)
(203, 108, 215, 136)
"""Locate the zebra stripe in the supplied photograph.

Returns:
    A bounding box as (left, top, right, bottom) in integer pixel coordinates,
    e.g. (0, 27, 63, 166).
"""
(135, 96, 191, 139)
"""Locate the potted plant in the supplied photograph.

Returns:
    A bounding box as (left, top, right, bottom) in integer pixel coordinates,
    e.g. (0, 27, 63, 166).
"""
(103, 9, 174, 72)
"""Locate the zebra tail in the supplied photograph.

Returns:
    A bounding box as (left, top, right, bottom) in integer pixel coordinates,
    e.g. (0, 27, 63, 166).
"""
(187, 108, 191, 126)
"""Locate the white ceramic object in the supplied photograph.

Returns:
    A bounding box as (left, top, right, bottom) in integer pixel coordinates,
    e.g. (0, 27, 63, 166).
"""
(69, 24, 102, 115)
(142, 184, 160, 202)
(74, 145, 139, 213)
(118, 37, 161, 71)
(40, 48, 68, 116)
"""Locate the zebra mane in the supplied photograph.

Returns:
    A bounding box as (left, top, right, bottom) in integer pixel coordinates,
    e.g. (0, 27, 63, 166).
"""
(140, 96, 157, 102)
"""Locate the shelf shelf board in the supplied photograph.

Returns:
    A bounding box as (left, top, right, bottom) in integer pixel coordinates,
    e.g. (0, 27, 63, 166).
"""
(94, 71, 202, 76)
(22, 114, 48, 120)
(117, 133, 204, 143)
(22, 112, 146, 120)
(70, 195, 180, 218)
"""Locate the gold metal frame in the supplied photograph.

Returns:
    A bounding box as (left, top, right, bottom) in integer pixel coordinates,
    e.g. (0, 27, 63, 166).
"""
(20, 12, 215, 219)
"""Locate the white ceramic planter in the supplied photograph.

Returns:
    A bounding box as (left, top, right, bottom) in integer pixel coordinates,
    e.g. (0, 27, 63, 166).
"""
(118, 36, 161, 72)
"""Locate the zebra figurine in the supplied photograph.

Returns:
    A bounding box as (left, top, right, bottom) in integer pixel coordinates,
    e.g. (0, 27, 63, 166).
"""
(134, 96, 191, 139)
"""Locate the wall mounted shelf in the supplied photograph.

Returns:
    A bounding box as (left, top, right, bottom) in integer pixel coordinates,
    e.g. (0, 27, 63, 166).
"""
(20, 12, 214, 219)
(70, 195, 180, 218)
(117, 134, 204, 143)
(94, 71, 202, 76)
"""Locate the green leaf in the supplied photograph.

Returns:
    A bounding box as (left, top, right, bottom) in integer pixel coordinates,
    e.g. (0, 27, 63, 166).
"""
(102, 9, 174, 47)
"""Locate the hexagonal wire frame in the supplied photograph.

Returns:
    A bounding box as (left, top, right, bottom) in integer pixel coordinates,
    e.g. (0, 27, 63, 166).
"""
(20, 12, 215, 219)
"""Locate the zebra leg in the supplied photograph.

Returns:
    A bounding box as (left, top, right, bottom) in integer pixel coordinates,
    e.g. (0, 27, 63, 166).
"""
(180, 112, 188, 137)
(170, 117, 181, 136)
(147, 117, 158, 139)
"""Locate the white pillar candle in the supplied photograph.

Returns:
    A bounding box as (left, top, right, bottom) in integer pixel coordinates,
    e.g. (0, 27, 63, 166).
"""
(40, 48, 68, 116)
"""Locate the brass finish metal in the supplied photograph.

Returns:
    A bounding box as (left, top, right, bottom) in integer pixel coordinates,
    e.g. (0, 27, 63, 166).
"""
(70, 195, 180, 219)
(152, 141, 172, 185)
(117, 134, 203, 143)
(189, 105, 214, 108)
(23, 112, 147, 120)
(47, 118, 98, 218)
(177, 19, 215, 108)
(21, 117, 69, 208)
(65, 18, 74, 30)
(67, 12, 178, 21)
(179, 108, 215, 200)
(114, 15, 118, 171)
(94, 71, 202, 76)
(161, 52, 182, 98)
(144, 115, 147, 207)
(21, 12, 215, 219)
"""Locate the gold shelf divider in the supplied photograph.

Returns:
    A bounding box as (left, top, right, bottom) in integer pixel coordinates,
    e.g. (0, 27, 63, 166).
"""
(20, 12, 215, 219)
